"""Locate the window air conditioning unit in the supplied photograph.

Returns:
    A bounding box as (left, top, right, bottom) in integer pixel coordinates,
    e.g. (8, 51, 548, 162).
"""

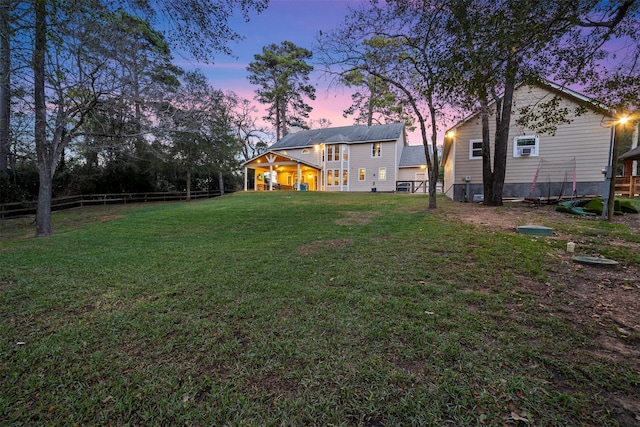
(519, 147, 532, 156)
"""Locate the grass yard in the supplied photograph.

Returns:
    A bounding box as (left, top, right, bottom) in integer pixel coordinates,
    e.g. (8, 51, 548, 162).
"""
(1, 192, 639, 426)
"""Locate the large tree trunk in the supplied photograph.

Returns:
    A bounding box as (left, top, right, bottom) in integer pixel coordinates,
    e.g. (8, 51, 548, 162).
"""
(275, 98, 283, 140)
(0, 0, 10, 176)
(218, 170, 224, 195)
(366, 79, 375, 126)
(34, 0, 52, 237)
(490, 70, 516, 206)
(36, 164, 53, 236)
(186, 168, 191, 200)
(482, 62, 517, 207)
(367, 69, 439, 210)
(427, 100, 439, 208)
(279, 98, 287, 138)
(481, 99, 493, 204)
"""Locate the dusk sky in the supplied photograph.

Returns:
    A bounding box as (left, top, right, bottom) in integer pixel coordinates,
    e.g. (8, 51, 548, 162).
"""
(169, 1, 636, 147)
(174, 0, 386, 142)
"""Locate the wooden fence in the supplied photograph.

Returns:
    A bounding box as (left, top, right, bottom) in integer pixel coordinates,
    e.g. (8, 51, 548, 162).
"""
(615, 176, 640, 198)
(0, 190, 223, 219)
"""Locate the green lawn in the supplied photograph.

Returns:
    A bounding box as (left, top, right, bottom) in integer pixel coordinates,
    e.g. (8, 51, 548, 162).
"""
(1, 192, 638, 426)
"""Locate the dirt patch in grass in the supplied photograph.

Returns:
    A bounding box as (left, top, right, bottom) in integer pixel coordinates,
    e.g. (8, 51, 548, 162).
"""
(515, 261, 640, 352)
(0, 280, 15, 290)
(442, 199, 640, 233)
(442, 201, 640, 423)
(335, 211, 381, 226)
(445, 202, 640, 349)
(98, 215, 125, 222)
(299, 238, 355, 255)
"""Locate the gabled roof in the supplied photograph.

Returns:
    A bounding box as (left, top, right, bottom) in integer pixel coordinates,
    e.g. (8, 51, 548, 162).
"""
(541, 80, 608, 110)
(241, 150, 321, 168)
(619, 145, 640, 161)
(445, 80, 609, 136)
(399, 145, 427, 167)
(270, 123, 405, 150)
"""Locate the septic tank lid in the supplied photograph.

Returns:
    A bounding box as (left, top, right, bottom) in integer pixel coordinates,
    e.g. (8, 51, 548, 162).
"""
(516, 225, 553, 236)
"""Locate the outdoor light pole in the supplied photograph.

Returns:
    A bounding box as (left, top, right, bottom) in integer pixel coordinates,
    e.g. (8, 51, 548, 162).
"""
(601, 114, 629, 221)
(601, 124, 616, 220)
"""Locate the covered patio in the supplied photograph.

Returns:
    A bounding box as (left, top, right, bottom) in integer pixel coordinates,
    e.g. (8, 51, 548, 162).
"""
(242, 151, 321, 191)
(617, 146, 640, 198)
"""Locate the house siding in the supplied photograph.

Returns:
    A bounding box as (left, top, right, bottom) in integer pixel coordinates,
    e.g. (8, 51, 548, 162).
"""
(281, 146, 322, 165)
(344, 141, 396, 191)
(445, 84, 610, 201)
(395, 132, 405, 182)
(286, 140, 401, 192)
(324, 143, 350, 192)
(398, 168, 427, 181)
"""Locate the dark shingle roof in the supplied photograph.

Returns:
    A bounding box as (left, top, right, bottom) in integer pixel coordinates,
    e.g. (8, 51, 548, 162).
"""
(271, 123, 405, 150)
(619, 145, 640, 161)
(399, 145, 427, 167)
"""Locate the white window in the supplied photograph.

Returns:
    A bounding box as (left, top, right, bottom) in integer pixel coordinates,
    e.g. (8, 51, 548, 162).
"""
(358, 168, 366, 181)
(342, 170, 348, 186)
(372, 143, 381, 158)
(327, 145, 339, 161)
(513, 135, 539, 157)
(327, 170, 333, 186)
(469, 139, 483, 160)
(378, 167, 387, 181)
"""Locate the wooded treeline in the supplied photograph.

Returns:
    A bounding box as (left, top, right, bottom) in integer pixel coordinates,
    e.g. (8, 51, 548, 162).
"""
(0, 0, 270, 235)
(1, 3, 270, 198)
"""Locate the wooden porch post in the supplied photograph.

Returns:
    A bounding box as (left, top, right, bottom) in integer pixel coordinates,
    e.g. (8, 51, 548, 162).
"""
(269, 165, 273, 191)
(244, 167, 248, 191)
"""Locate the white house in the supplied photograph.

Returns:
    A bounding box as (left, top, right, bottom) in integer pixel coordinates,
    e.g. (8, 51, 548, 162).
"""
(243, 123, 430, 192)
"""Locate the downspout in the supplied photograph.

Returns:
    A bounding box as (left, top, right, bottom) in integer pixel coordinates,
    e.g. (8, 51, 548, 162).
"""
(340, 144, 344, 191)
(346, 145, 350, 191)
(321, 145, 325, 191)
(391, 140, 397, 193)
(244, 166, 248, 191)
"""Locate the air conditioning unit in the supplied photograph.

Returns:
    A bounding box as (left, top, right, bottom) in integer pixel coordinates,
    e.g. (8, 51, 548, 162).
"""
(519, 147, 532, 156)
